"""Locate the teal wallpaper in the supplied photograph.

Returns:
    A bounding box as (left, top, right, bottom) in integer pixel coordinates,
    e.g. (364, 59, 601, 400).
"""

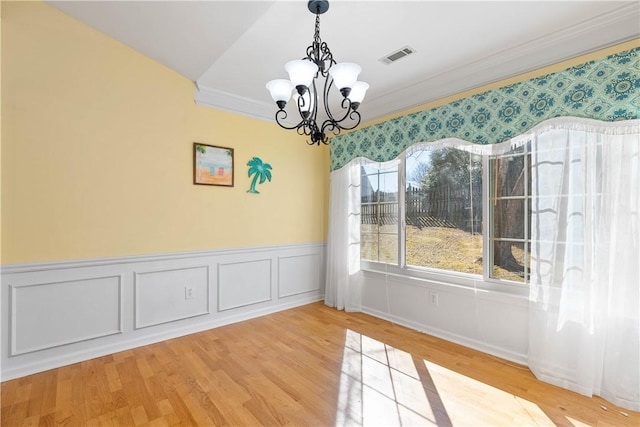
(330, 47, 640, 171)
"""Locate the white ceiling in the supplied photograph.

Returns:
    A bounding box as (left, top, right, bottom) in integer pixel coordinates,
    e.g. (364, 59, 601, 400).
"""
(48, 0, 640, 125)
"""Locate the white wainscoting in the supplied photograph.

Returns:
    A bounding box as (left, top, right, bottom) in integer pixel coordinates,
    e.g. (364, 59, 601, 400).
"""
(218, 259, 272, 311)
(10, 275, 123, 356)
(278, 253, 321, 298)
(134, 266, 210, 329)
(358, 270, 529, 365)
(1, 243, 325, 381)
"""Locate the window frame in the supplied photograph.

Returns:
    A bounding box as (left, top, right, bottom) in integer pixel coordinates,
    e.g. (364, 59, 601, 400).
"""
(360, 164, 401, 265)
(487, 148, 532, 284)
(360, 153, 531, 297)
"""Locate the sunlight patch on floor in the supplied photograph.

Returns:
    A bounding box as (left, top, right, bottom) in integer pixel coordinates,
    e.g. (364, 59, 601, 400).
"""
(565, 416, 592, 427)
(335, 329, 555, 426)
(424, 359, 555, 425)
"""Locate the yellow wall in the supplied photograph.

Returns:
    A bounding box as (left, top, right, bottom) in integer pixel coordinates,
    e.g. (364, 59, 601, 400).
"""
(1, 1, 330, 264)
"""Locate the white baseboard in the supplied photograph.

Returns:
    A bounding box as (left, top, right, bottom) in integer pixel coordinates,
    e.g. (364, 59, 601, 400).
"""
(362, 306, 528, 366)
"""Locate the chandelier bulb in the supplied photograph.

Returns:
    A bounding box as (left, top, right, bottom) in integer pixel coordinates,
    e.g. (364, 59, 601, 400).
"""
(266, 79, 294, 108)
(329, 62, 361, 93)
(285, 60, 318, 90)
(348, 81, 369, 104)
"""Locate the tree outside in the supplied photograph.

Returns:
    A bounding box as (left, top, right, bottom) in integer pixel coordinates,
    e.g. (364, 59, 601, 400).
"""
(362, 146, 528, 282)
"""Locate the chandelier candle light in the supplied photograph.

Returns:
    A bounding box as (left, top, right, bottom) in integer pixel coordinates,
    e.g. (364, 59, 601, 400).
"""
(266, 0, 369, 145)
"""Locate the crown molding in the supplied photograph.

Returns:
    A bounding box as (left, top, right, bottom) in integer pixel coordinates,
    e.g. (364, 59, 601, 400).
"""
(194, 84, 275, 122)
(194, 83, 306, 127)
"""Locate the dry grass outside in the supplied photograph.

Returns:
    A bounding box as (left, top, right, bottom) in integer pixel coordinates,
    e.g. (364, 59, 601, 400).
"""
(361, 224, 398, 264)
(363, 225, 527, 282)
(406, 226, 483, 275)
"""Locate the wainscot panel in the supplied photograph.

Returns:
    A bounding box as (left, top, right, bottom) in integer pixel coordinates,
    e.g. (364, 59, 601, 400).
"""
(10, 275, 122, 356)
(278, 253, 321, 298)
(134, 266, 210, 329)
(359, 270, 529, 365)
(218, 259, 272, 311)
(0, 243, 325, 381)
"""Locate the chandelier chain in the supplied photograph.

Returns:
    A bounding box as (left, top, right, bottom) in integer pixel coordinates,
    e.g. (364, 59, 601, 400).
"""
(314, 14, 321, 45)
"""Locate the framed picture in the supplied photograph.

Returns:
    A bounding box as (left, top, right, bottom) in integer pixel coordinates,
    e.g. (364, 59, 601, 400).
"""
(193, 143, 234, 186)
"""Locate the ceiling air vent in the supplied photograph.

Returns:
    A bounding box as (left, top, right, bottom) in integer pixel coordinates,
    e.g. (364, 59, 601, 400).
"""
(379, 46, 415, 65)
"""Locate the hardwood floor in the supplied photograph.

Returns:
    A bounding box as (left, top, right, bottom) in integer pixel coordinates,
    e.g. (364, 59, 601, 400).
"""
(2, 302, 638, 426)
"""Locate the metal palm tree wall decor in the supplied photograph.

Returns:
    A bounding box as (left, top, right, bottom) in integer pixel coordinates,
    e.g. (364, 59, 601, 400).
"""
(266, 0, 369, 146)
(247, 157, 272, 194)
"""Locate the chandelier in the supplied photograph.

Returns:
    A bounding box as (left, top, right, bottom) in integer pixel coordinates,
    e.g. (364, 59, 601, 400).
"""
(266, 0, 369, 146)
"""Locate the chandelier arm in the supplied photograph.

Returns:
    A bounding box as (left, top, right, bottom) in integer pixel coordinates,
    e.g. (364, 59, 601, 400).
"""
(297, 126, 311, 137)
(309, 79, 320, 125)
(336, 110, 363, 131)
(325, 97, 356, 126)
(308, 121, 326, 145)
(295, 90, 306, 119)
(322, 69, 333, 118)
(297, 119, 315, 137)
(320, 108, 362, 136)
(321, 75, 359, 128)
(292, 88, 317, 142)
(336, 98, 361, 125)
(274, 109, 307, 132)
(305, 45, 317, 65)
(314, 108, 360, 144)
(318, 42, 334, 76)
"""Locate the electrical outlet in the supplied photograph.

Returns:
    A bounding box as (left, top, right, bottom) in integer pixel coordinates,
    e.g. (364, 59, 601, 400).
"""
(429, 291, 439, 306)
(185, 286, 194, 300)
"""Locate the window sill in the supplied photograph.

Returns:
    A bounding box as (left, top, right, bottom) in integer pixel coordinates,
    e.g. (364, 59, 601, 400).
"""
(360, 262, 530, 300)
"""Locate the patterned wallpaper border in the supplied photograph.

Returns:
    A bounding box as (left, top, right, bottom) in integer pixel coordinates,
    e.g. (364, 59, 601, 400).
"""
(330, 47, 640, 171)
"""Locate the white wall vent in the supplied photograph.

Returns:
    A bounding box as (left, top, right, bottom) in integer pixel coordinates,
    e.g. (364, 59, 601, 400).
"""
(379, 46, 416, 64)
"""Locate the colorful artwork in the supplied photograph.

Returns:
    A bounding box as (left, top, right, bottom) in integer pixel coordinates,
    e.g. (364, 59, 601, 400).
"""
(194, 143, 234, 186)
(247, 157, 272, 194)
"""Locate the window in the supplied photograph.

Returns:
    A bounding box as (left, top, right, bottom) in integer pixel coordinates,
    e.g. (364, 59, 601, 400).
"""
(489, 144, 531, 283)
(405, 147, 483, 275)
(360, 164, 399, 264)
(360, 144, 532, 286)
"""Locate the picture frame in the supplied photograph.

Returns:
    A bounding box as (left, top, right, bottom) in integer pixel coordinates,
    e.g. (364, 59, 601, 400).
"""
(193, 143, 234, 187)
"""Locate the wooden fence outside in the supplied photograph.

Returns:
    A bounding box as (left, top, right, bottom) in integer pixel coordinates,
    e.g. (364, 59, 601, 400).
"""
(362, 187, 482, 233)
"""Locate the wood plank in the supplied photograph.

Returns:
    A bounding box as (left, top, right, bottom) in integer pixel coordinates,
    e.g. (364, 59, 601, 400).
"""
(1, 302, 638, 426)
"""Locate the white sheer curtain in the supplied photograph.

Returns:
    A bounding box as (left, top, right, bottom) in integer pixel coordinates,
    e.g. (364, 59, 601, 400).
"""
(526, 119, 640, 411)
(324, 159, 362, 311)
(324, 117, 639, 410)
(325, 156, 401, 311)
